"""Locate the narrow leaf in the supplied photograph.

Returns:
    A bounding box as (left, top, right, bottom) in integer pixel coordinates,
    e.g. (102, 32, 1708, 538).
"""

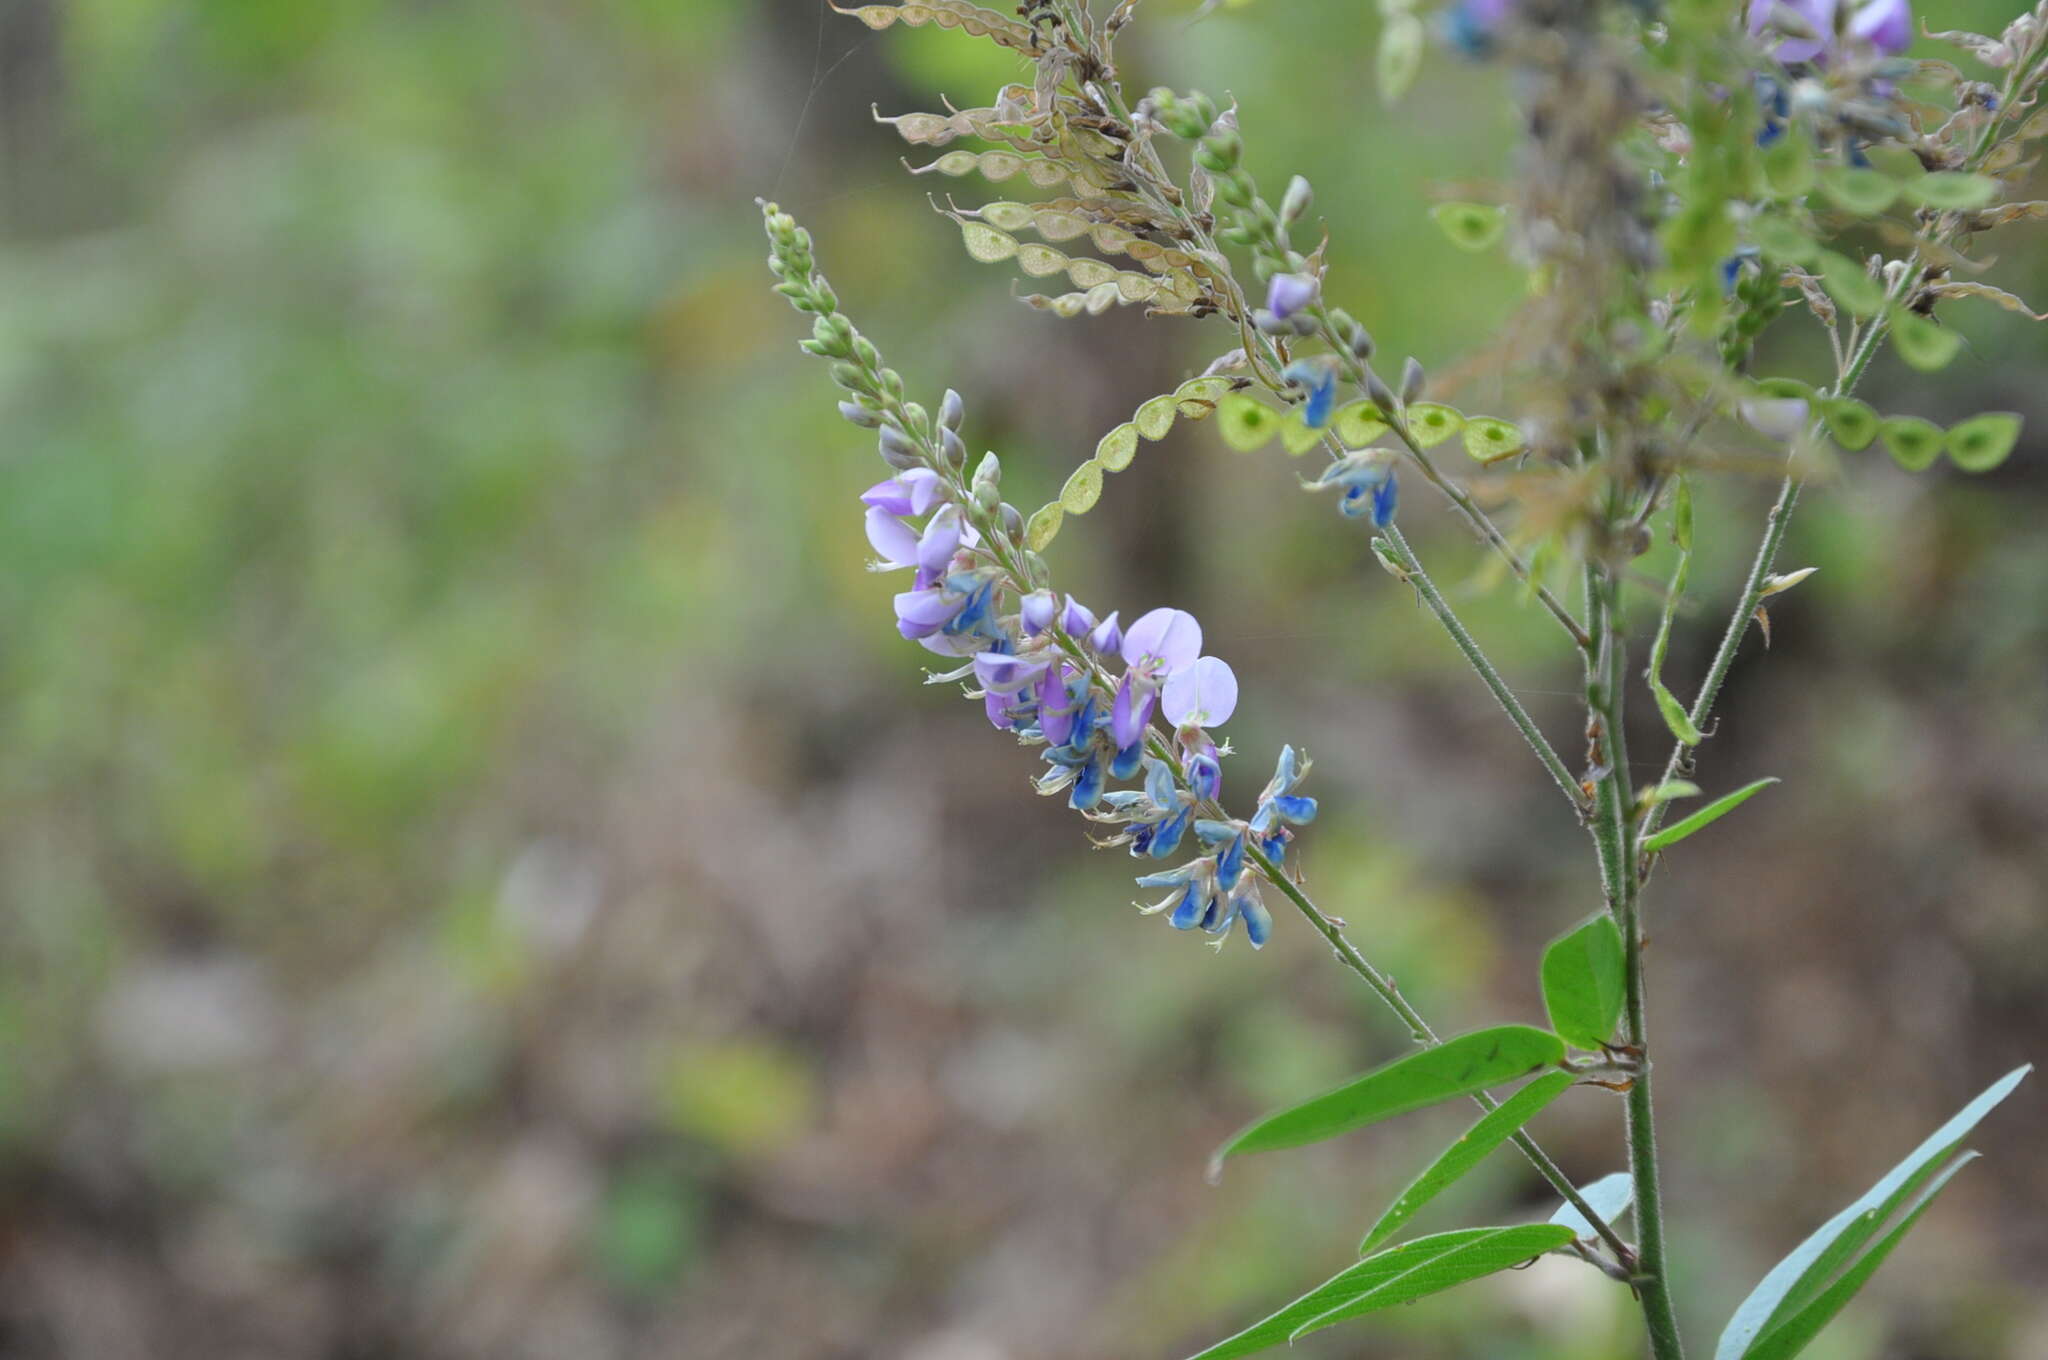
(1551, 1172, 1635, 1240)
(1641, 778, 1779, 855)
(1292, 1225, 1577, 1338)
(1211, 1026, 1567, 1168)
(1714, 1066, 2031, 1360)
(1186, 1230, 1501, 1360)
(1541, 915, 1627, 1051)
(1359, 1072, 1576, 1253)
(1743, 1155, 1980, 1360)
(1653, 678, 1705, 747)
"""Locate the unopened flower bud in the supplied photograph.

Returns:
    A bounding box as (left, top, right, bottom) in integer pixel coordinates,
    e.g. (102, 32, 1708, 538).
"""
(940, 427, 968, 468)
(1280, 175, 1313, 225)
(852, 336, 880, 369)
(839, 400, 881, 428)
(879, 425, 922, 469)
(1020, 590, 1058, 635)
(940, 388, 966, 431)
(1400, 356, 1426, 405)
(1365, 365, 1399, 412)
(812, 314, 853, 357)
(972, 451, 1001, 494)
(999, 502, 1024, 539)
(1265, 272, 1318, 321)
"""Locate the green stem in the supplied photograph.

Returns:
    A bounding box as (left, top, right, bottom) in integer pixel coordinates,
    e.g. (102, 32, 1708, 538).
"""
(1380, 526, 1586, 813)
(1247, 843, 1636, 1269)
(1308, 304, 1594, 652)
(1584, 568, 1686, 1360)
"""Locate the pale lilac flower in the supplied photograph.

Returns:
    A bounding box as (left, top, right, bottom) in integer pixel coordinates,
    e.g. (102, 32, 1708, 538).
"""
(895, 586, 965, 639)
(1060, 595, 1097, 636)
(1266, 272, 1318, 321)
(1020, 589, 1059, 635)
(1112, 673, 1158, 749)
(1162, 656, 1240, 729)
(1087, 610, 1123, 654)
(1849, 0, 1911, 55)
(860, 469, 943, 516)
(916, 504, 964, 574)
(1748, 0, 1837, 63)
(865, 507, 920, 568)
(1122, 608, 1204, 677)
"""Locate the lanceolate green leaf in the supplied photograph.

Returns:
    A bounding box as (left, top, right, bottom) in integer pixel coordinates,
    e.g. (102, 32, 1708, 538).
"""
(1641, 778, 1779, 855)
(1550, 1171, 1634, 1240)
(1359, 1072, 1576, 1253)
(1187, 1229, 1512, 1360)
(1541, 915, 1627, 1051)
(1743, 1155, 1980, 1360)
(1714, 1066, 2031, 1360)
(1211, 1026, 1566, 1168)
(1291, 1224, 1577, 1339)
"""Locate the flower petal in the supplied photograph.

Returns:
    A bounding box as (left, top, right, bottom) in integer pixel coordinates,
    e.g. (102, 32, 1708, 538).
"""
(1161, 656, 1239, 728)
(865, 507, 920, 566)
(1121, 608, 1203, 674)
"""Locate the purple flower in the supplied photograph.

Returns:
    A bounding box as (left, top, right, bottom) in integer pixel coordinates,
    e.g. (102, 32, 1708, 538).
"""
(1161, 656, 1239, 729)
(1060, 595, 1097, 637)
(1020, 589, 1058, 635)
(973, 650, 1048, 694)
(860, 469, 943, 517)
(1038, 663, 1081, 746)
(865, 507, 920, 568)
(1849, 0, 1911, 55)
(1266, 272, 1318, 321)
(1748, 0, 1838, 63)
(1282, 358, 1338, 430)
(1087, 610, 1123, 654)
(916, 504, 964, 575)
(1122, 608, 1203, 677)
(1112, 672, 1158, 749)
(894, 585, 965, 639)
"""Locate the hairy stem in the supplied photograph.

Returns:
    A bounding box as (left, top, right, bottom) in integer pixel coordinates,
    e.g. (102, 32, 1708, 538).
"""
(1379, 526, 1586, 812)
(1585, 565, 1686, 1360)
(1247, 843, 1635, 1268)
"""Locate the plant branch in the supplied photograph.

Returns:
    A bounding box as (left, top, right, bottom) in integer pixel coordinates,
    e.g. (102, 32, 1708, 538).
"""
(1247, 842, 1637, 1269)
(1583, 566, 1686, 1360)
(1378, 526, 1587, 813)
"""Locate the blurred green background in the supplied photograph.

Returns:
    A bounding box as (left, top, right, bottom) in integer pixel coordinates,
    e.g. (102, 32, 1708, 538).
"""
(2, 1, 2045, 1356)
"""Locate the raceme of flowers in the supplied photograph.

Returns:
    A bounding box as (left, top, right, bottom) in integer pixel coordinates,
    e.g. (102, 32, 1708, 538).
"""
(861, 451, 1316, 948)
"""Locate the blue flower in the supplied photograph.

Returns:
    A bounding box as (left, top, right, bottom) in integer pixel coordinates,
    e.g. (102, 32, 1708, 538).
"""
(1304, 452, 1397, 524)
(1282, 358, 1339, 430)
